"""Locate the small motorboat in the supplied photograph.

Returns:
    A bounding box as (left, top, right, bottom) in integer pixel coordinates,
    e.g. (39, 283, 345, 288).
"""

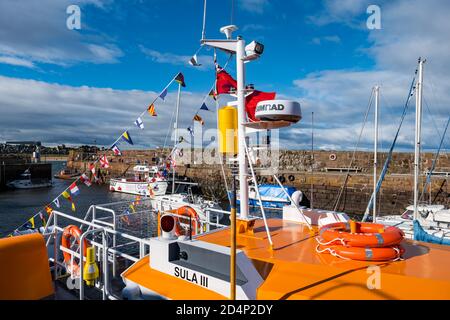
(7, 169, 53, 189)
(54, 168, 81, 180)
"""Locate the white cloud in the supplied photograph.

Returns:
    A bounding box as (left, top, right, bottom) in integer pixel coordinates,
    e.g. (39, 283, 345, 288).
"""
(0, 56, 35, 68)
(311, 35, 341, 45)
(293, 0, 450, 151)
(0, 0, 122, 67)
(307, 0, 371, 27)
(139, 46, 214, 70)
(239, 0, 270, 15)
(0, 75, 219, 148)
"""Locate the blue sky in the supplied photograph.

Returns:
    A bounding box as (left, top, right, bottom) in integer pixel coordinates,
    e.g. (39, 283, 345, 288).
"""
(0, 0, 449, 151)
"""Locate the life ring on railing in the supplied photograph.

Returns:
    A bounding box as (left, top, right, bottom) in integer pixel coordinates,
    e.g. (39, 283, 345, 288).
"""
(329, 153, 337, 161)
(61, 225, 88, 277)
(319, 222, 404, 248)
(317, 244, 405, 261)
(173, 206, 201, 237)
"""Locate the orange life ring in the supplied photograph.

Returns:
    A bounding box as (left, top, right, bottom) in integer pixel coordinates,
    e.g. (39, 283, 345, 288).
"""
(61, 225, 88, 276)
(173, 206, 200, 237)
(318, 244, 405, 261)
(319, 222, 404, 247)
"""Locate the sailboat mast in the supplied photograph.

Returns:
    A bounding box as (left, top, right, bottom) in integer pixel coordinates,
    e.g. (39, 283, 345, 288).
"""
(172, 83, 182, 194)
(414, 58, 425, 221)
(373, 86, 379, 222)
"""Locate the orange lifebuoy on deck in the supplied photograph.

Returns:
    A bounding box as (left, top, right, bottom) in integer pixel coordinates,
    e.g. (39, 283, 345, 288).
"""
(318, 244, 405, 261)
(173, 206, 200, 237)
(61, 225, 88, 276)
(319, 222, 404, 247)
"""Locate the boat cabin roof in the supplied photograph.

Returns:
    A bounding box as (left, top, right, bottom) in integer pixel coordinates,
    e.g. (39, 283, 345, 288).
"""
(123, 218, 450, 300)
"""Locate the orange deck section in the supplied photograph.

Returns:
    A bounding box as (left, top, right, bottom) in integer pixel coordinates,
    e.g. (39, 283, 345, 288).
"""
(123, 219, 450, 300)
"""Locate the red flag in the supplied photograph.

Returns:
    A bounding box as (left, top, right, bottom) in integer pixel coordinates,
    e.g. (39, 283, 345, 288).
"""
(216, 68, 237, 95)
(245, 90, 276, 122)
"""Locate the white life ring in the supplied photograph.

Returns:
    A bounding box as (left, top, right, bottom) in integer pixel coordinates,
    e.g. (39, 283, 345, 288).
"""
(329, 153, 337, 161)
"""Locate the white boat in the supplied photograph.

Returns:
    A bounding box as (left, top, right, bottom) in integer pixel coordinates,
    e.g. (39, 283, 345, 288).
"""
(377, 204, 450, 240)
(110, 165, 168, 197)
(6, 169, 52, 189)
(234, 184, 308, 209)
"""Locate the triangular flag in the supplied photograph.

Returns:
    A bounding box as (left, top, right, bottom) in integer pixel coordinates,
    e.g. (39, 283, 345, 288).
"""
(189, 54, 201, 67)
(159, 89, 168, 101)
(112, 144, 122, 156)
(53, 198, 60, 208)
(175, 72, 186, 87)
(71, 202, 76, 212)
(25, 217, 35, 229)
(121, 131, 134, 145)
(134, 117, 144, 130)
(148, 104, 157, 117)
(129, 204, 136, 213)
(39, 212, 46, 226)
(45, 206, 53, 215)
(193, 114, 205, 125)
(62, 191, 73, 202)
(200, 102, 209, 111)
(209, 89, 217, 101)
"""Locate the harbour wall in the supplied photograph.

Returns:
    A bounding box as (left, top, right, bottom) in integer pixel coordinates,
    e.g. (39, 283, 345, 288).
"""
(67, 150, 450, 216)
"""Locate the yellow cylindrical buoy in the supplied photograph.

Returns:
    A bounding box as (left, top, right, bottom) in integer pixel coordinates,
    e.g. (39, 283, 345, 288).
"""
(218, 106, 238, 155)
(350, 220, 357, 234)
(83, 246, 99, 287)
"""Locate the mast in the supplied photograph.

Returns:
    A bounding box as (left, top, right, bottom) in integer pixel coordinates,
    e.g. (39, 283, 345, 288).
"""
(172, 83, 182, 194)
(373, 86, 379, 222)
(311, 112, 314, 209)
(236, 37, 249, 219)
(414, 58, 425, 221)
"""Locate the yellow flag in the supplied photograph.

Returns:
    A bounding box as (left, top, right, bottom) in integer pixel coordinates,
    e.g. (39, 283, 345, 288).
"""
(148, 104, 157, 117)
(129, 204, 136, 213)
(71, 203, 76, 212)
(62, 191, 71, 200)
(28, 217, 35, 229)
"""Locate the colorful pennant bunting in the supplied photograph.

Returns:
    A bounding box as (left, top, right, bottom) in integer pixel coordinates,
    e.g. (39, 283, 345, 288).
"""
(159, 89, 168, 101)
(100, 155, 110, 169)
(200, 103, 209, 111)
(53, 198, 60, 208)
(135, 117, 144, 129)
(69, 183, 80, 196)
(148, 104, 157, 117)
(112, 144, 122, 156)
(175, 72, 186, 87)
(193, 114, 205, 125)
(121, 131, 134, 145)
(80, 173, 92, 187)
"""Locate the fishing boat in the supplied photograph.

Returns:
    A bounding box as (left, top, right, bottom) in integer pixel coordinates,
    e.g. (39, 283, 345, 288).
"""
(6, 169, 52, 189)
(54, 168, 81, 180)
(110, 165, 168, 197)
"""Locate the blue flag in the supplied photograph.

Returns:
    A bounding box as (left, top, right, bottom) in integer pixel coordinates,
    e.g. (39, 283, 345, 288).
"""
(200, 103, 209, 111)
(122, 131, 134, 145)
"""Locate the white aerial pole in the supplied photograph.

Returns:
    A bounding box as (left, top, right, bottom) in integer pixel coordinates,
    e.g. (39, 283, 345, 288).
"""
(236, 37, 249, 219)
(373, 86, 379, 223)
(172, 83, 181, 194)
(414, 58, 425, 221)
